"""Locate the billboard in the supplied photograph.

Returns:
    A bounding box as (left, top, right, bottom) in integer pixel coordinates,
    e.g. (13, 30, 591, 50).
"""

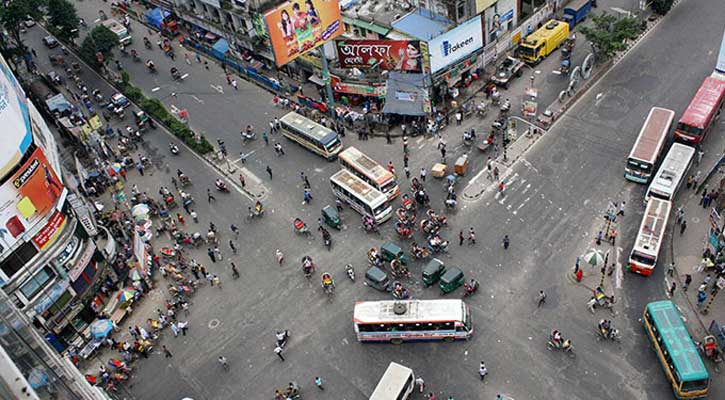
(428, 16, 484, 74)
(264, 0, 344, 66)
(0, 54, 33, 176)
(335, 39, 423, 72)
(0, 147, 65, 256)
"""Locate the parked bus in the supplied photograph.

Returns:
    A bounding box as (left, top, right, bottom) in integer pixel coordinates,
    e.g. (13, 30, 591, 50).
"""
(643, 301, 709, 399)
(518, 20, 570, 64)
(674, 76, 725, 145)
(339, 147, 399, 201)
(330, 169, 392, 224)
(628, 198, 671, 276)
(369, 362, 415, 400)
(279, 112, 343, 160)
(645, 143, 696, 201)
(353, 299, 473, 344)
(624, 107, 675, 183)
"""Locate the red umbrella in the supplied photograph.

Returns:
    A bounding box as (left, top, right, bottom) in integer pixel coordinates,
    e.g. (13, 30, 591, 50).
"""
(85, 374, 97, 385)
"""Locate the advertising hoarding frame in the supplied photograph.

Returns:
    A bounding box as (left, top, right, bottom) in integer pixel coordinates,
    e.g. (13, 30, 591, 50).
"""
(335, 39, 423, 72)
(428, 16, 484, 75)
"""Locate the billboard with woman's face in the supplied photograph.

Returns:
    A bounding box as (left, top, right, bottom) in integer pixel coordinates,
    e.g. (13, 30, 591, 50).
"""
(335, 40, 422, 72)
(265, 0, 344, 66)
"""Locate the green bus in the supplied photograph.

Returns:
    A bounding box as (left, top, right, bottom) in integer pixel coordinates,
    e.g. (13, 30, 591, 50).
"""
(643, 301, 709, 399)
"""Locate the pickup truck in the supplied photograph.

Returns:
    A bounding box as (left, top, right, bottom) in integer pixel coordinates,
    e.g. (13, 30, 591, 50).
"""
(490, 56, 524, 88)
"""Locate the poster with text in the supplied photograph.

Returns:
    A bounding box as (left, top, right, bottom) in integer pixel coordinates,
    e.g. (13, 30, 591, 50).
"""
(335, 39, 422, 72)
(265, 0, 344, 67)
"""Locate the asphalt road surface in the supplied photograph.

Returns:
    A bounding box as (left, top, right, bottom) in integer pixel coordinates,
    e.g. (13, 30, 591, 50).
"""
(23, 0, 725, 398)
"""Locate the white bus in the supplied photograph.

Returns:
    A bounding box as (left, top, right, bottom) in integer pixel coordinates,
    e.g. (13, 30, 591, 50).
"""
(369, 362, 415, 400)
(353, 299, 473, 344)
(646, 143, 696, 201)
(279, 112, 343, 160)
(330, 169, 393, 224)
(339, 147, 400, 201)
(624, 107, 675, 183)
(628, 198, 671, 276)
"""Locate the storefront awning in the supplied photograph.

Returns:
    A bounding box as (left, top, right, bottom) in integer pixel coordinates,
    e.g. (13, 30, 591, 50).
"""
(383, 72, 430, 116)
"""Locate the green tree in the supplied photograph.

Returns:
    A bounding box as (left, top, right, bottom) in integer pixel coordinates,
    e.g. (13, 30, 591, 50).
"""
(0, 0, 46, 54)
(651, 0, 674, 15)
(47, 0, 79, 43)
(579, 13, 642, 62)
(78, 25, 118, 69)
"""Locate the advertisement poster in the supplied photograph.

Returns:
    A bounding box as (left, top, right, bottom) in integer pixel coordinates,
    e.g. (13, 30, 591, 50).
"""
(335, 40, 423, 72)
(428, 17, 484, 74)
(264, 0, 344, 66)
(0, 147, 65, 256)
(485, 0, 517, 44)
(330, 77, 386, 97)
(32, 211, 67, 250)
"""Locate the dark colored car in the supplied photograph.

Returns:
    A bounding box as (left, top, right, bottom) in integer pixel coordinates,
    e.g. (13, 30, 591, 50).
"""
(43, 35, 59, 48)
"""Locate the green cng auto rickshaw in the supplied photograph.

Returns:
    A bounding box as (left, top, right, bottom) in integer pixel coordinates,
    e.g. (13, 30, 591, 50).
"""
(422, 258, 446, 287)
(364, 266, 390, 292)
(439, 267, 464, 294)
(321, 205, 342, 230)
(380, 241, 408, 266)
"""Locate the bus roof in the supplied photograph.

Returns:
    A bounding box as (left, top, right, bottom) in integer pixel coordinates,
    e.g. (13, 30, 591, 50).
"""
(646, 301, 709, 381)
(633, 198, 671, 256)
(280, 112, 338, 145)
(716, 29, 725, 74)
(353, 300, 465, 324)
(340, 147, 393, 184)
(648, 143, 695, 198)
(330, 169, 387, 206)
(679, 77, 725, 129)
(521, 20, 568, 47)
(629, 107, 674, 162)
(369, 362, 413, 400)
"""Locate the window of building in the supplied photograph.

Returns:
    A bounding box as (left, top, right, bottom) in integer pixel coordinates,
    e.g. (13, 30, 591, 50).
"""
(457, 1, 466, 21)
(0, 241, 40, 279)
(19, 266, 56, 301)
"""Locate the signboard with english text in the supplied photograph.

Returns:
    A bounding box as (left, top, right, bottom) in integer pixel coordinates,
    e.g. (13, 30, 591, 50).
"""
(428, 17, 483, 74)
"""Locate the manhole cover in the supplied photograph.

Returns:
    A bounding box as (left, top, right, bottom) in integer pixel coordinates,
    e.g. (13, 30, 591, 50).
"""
(208, 319, 221, 329)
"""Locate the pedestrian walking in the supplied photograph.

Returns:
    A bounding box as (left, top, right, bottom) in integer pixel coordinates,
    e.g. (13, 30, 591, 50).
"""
(537, 290, 546, 307)
(276, 249, 284, 265)
(207, 248, 217, 263)
(229, 240, 237, 254)
(304, 175, 311, 188)
(190, 209, 198, 223)
(459, 230, 464, 246)
(262, 131, 269, 145)
(415, 377, 425, 393)
(207, 189, 216, 202)
(502, 235, 510, 249)
(403, 136, 409, 154)
(486, 159, 493, 180)
(170, 322, 179, 337)
(478, 361, 487, 381)
(230, 262, 240, 279)
(386, 131, 392, 144)
(177, 213, 185, 225)
(218, 356, 229, 371)
(266, 165, 273, 180)
(387, 161, 395, 174)
(178, 321, 189, 335)
(697, 290, 707, 307)
(274, 345, 285, 361)
(668, 281, 676, 297)
(455, 111, 462, 126)
(617, 201, 626, 216)
(162, 345, 173, 358)
(403, 153, 409, 168)
(667, 262, 675, 277)
(184, 53, 191, 65)
(195, 53, 201, 63)
(697, 149, 704, 165)
(204, 60, 209, 69)
(596, 230, 603, 245)
(136, 163, 145, 176)
(226, 73, 232, 85)
(700, 188, 708, 205)
(468, 227, 476, 245)
(420, 168, 427, 182)
(404, 166, 410, 179)
(213, 275, 222, 289)
(683, 274, 692, 291)
(236, 174, 245, 189)
(693, 171, 701, 188)
(230, 224, 239, 236)
(232, 80, 238, 90)
(314, 377, 324, 390)
(680, 219, 687, 235)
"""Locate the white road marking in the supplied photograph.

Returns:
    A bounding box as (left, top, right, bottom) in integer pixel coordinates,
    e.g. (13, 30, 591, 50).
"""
(211, 84, 224, 94)
(615, 246, 623, 289)
(152, 87, 161, 92)
(190, 95, 204, 104)
(170, 104, 180, 114)
(468, 168, 486, 186)
(181, 73, 190, 80)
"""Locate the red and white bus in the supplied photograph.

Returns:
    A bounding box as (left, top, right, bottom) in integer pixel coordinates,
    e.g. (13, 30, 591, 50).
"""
(628, 198, 672, 276)
(339, 147, 400, 200)
(674, 76, 725, 145)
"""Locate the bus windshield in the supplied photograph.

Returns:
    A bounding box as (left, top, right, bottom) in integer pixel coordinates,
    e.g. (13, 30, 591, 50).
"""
(681, 378, 710, 392)
(631, 251, 655, 266)
(627, 158, 652, 173)
(675, 122, 703, 137)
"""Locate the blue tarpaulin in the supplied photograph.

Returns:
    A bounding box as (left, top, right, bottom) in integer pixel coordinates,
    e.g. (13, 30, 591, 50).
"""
(145, 8, 170, 30)
(391, 9, 452, 41)
(212, 38, 230, 60)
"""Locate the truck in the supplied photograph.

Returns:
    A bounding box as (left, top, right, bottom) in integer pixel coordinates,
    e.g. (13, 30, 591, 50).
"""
(563, 0, 592, 30)
(491, 56, 525, 88)
(518, 20, 570, 65)
(100, 19, 132, 46)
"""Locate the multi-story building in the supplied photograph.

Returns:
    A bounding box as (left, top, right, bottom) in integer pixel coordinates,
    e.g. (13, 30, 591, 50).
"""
(0, 54, 112, 358)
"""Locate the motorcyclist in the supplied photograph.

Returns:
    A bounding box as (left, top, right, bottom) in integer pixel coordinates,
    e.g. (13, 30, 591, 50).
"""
(599, 319, 612, 338)
(322, 273, 334, 288)
(169, 142, 179, 153)
(146, 59, 155, 70)
(131, 49, 138, 59)
(302, 256, 313, 272)
(215, 179, 227, 190)
(275, 330, 289, 347)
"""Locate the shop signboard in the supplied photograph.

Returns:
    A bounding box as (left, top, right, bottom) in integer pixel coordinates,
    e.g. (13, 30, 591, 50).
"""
(335, 39, 423, 72)
(475, 0, 497, 14)
(330, 75, 385, 97)
(428, 17, 483, 74)
(0, 147, 65, 257)
(264, 0, 344, 66)
(32, 210, 66, 250)
(68, 241, 96, 281)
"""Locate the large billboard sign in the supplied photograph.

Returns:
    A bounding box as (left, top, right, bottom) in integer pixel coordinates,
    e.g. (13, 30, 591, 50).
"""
(335, 39, 423, 72)
(428, 16, 484, 74)
(264, 0, 344, 66)
(0, 147, 65, 256)
(0, 55, 33, 176)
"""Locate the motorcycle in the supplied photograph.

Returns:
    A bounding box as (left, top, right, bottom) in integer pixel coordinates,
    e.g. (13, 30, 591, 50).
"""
(415, 189, 430, 208)
(321, 273, 335, 297)
(91, 89, 103, 103)
(345, 264, 355, 281)
(476, 101, 487, 118)
(445, 193, 458, 209)
(171, 67, 182, 81)
(499, 99, 511, 117)
(169, 143, 180, 155)
(547, 332, 575, 358)
(215, 180, 230, 193)
(248, 204, 264, 220)
(301, 256, 315, 278)
(146, 60, 156, 73)
(463, 279, 479, 297)
(131, 50, 140, 62)
(596, 320, 621, 342)
(463, 130, 473, 146)
(241, 130, 256, 142)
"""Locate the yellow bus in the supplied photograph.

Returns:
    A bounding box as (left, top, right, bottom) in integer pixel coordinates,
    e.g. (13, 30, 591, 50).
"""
(279, 112, 343, 160)
(518, 20, 570, 64)
(339, 147, 399, 201)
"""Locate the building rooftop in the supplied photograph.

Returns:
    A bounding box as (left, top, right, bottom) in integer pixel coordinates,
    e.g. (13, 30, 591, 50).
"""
(390, 8, 453, 41)
(342, 1, 450, 31)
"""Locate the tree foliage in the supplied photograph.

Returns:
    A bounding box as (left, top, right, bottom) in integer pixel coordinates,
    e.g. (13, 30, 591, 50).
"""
(79, 25, 118, 68)
(579, 13, 642, 62)
(0, 0, 47, 53)
(47, 0, 79, 43)
(651, 0, 674, 15)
